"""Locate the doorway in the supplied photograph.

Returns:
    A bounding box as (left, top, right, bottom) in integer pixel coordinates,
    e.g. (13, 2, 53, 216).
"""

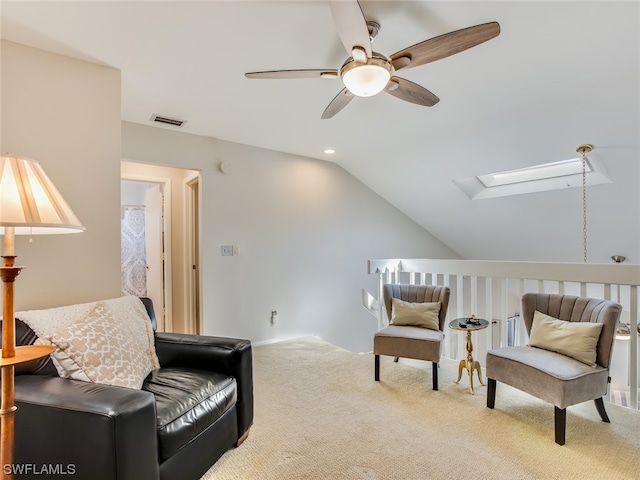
(121, 161, 201, 334)
(121, 179, 169, 330)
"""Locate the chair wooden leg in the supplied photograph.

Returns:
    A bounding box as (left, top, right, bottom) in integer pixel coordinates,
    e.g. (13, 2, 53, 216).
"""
(487, 378, 496, 409)
(594, 397, 611, 423)
(554, 406, 566, 445)
(432, 362, 438, 391)
(393, 357, 399, 363)
(374, 354, 380, 381)
(235, 428, 250, 447)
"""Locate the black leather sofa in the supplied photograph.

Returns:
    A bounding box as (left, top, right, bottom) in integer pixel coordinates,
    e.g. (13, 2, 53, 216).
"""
(7, 298, 253, 480)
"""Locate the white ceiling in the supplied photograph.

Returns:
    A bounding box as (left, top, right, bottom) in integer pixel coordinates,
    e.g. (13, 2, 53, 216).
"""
(2, 1, 639, 263)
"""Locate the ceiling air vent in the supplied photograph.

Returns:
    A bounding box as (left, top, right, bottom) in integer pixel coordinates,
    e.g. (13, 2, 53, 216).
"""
(150, 114, 186, 127)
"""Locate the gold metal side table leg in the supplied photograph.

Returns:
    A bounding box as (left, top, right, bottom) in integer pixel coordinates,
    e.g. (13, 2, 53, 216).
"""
(453, 330, 485, 394)
(466, 330, 474, 393)
(473, 360, 485, 386)
(456, 359, 465, 383)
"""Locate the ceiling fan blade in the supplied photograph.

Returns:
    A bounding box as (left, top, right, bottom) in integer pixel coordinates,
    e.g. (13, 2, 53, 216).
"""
(329, 0, 372, 58)
(321, 88, 355, 119)
(390, 22, 500, 71)
(245, 69, 339, 79)
(385, 77, 440, 107)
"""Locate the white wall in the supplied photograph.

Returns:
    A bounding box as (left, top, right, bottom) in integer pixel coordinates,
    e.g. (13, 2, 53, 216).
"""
(1, 40, 121, 310)
(121, 180, 149, 206)
(122, 121, 460, 352)
(0, 40, 458, 352)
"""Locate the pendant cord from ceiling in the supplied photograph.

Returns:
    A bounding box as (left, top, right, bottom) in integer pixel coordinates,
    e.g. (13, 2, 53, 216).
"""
(576, 144, 593, 264)
(582, 154, 587, 263)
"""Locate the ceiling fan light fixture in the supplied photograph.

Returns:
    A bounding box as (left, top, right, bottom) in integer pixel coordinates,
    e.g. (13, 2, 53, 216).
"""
(341, 55, 391, 97)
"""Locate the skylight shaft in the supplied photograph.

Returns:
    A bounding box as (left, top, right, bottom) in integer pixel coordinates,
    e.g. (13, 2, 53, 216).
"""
(453, 154, 611, 200)
(478, 158, 593, 187)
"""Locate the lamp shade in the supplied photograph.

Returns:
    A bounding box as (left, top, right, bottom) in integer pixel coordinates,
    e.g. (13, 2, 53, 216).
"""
(0, 154, 85, 235)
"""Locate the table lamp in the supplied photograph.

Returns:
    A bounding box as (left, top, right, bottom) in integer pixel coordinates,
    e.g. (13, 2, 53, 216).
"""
(0, 154, 84, 478)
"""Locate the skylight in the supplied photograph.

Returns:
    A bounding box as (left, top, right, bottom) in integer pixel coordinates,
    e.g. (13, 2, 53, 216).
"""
(477, 158, 592, 188)
(454, 156, 612, 200)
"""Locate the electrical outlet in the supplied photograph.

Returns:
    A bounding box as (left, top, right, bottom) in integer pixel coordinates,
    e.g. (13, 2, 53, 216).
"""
(221, 245, 233, 256)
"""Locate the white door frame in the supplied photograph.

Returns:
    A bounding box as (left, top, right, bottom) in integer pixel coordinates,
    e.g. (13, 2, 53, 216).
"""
(121, 173, 173, 332)
(185, 173, 202, 334)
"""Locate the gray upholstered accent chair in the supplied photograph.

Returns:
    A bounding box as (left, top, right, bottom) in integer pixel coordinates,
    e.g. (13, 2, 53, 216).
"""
(486, 293, 622, 445)
(374, 284, 450, 390)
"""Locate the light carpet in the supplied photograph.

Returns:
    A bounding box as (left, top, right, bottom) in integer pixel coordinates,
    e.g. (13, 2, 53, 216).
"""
(203, 336, 640, 480)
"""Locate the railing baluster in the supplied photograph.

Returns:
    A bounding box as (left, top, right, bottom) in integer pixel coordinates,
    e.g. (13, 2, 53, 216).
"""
(471, 276, 478, 315)
(486, 276, 495, 350)
(518, 279, 526, 346)
(630, 285, 638, 410)
(454, 275, 465, 359)
(456, 275, 464, 320)
(502, 278, 509, 348)
(378, 271, 385, 329)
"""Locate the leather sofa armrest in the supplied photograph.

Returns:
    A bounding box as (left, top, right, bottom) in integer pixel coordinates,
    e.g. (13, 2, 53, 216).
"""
(155, 333, 254, 438)
(14, 376, 159, 480)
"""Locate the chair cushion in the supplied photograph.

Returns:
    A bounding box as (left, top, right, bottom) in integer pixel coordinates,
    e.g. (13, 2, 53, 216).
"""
(143, 367, 237, 460)
(486, 346, 609, 409)
(390, 298, 441, 330)
(374, 325, 443, 362)
(528, 311, 603, 367)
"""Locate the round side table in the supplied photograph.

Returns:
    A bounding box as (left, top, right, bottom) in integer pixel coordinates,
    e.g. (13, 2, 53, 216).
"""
(449, 317, 489, 394)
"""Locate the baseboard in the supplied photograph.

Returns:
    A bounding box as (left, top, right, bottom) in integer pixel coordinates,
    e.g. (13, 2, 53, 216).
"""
(253, 334, 320, 347)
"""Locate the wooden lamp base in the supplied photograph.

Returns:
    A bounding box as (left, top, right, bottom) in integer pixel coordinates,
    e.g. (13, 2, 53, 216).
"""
(0, 242, 54, 479)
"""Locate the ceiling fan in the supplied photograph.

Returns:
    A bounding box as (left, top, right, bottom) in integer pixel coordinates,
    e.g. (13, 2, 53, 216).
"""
(245, 0, 500, 119)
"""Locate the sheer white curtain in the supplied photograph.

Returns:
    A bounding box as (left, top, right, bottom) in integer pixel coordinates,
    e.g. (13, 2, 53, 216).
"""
(121, 206, 147, 296)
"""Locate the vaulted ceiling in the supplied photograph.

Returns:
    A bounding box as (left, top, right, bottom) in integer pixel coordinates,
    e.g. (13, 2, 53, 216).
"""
(2, 1, 638, 263)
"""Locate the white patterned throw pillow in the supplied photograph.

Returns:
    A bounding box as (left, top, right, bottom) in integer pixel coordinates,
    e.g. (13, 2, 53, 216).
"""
(21, 296, 159, 389)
